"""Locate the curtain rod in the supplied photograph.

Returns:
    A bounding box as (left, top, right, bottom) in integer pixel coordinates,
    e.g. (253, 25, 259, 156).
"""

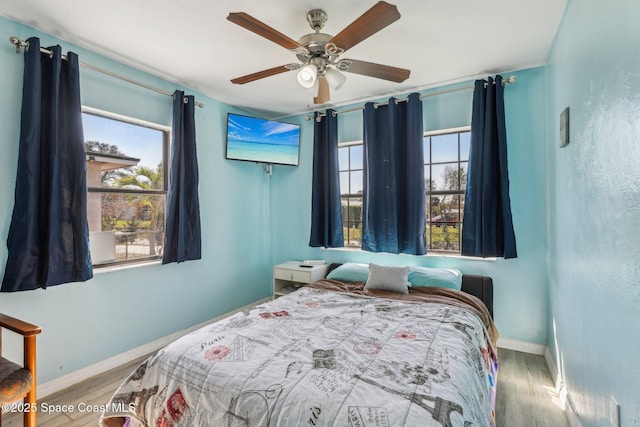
(9, 36, 204, 108)
(307, 75, 517, 122)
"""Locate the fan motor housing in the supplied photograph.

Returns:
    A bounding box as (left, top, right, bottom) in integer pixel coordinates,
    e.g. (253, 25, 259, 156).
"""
(298, 33, 333, 57)
(298, 8, 334, 64)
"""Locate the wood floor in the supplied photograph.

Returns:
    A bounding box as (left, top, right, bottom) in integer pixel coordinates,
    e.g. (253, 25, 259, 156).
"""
(1, 353, 150, 427)
(496, 349, 569, 427)
(3, 348, 568, 426)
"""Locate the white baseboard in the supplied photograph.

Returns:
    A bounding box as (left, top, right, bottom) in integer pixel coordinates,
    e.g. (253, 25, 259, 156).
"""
(497, 337, 546, 355)
(544, 347, 582, 427)
(37, 297, 271, 399)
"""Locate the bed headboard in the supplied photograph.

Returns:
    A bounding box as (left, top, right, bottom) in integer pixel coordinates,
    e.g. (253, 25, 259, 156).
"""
(461, 274, 494, 318)
(326, 263, 494, 319)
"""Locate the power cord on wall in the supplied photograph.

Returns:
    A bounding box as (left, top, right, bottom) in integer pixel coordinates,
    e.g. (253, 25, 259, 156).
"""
(263, 163, 272, 267)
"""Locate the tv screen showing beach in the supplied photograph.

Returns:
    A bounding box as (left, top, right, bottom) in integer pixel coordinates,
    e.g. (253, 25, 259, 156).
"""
(226, 113, 300, 166)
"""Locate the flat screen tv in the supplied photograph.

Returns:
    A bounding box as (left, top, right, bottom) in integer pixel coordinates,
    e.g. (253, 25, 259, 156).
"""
(225, 113, 301, 166)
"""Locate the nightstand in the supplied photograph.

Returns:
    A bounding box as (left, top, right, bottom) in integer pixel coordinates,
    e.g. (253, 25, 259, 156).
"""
(273, 261, 329, 298)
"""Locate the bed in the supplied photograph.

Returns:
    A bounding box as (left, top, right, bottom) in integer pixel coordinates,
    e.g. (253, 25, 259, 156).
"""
(100, 263, 498, 427)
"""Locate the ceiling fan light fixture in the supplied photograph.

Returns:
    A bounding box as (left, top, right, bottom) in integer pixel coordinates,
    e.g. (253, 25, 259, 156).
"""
(228, 2, 410, 104)
(304, 78, 319, 96)
(324, 67, 346, 91)
(297, 64, 317, 88)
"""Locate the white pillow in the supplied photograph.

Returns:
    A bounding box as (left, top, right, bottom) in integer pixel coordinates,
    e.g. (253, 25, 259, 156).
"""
(364, 263, 410, 294)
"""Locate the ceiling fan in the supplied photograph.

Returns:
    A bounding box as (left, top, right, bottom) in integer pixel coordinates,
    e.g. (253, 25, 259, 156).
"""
(227, 1, 411, 105)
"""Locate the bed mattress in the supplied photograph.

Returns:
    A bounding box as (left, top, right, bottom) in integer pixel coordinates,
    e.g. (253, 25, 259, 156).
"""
(100, 280, 498, 427)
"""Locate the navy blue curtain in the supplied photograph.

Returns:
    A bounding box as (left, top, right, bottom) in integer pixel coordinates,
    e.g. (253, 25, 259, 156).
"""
(462, 75, 517, 258)
(162, 91, 202, 264)
(309, 110, 344, 248)
(2, 37, 92, 292)
(362, 93, 426, 255)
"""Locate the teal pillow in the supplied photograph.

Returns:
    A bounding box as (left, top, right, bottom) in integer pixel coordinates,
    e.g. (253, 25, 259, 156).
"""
(408, 266, 463, 290)
(326, 263, 369, 282)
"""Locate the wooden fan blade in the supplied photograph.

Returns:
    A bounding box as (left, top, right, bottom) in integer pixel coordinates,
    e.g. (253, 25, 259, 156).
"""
(329, 1, 401, 52)
(340, 59, 410, 83)
(231, 65, 292, 84)
(227, 12, 308, 53)
(314, 77, 330, 104)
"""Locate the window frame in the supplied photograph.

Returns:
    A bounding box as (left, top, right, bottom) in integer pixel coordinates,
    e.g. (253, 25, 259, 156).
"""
(337, 126, 470, 255)
(338, 141, 364, 248)
(83, 106, 171, 268)
(423, 126, 470, 254)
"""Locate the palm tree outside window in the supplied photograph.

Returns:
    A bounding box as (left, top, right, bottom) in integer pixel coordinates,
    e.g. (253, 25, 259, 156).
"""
(82, 108, 170, 266)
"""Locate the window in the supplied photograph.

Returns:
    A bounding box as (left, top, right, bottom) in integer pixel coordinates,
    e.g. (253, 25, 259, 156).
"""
(83, 107, 170, 266)
(338, 127, 470, 253)
(338, 142, 363, 247)
(424, 128, 470, 252)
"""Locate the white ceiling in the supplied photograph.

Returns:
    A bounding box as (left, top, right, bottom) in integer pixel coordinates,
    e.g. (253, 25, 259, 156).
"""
(0, 0, 567, 118)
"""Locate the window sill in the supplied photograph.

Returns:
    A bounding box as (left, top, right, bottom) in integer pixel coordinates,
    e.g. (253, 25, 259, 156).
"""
(92, 259, 162, 275)
(321, 246, 496, 262)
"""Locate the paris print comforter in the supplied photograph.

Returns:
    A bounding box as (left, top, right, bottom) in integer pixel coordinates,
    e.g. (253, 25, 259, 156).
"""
(100, 280, 499, 427)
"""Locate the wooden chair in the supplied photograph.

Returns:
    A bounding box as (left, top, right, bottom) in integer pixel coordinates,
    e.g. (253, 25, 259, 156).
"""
(0, 314, 41, 427)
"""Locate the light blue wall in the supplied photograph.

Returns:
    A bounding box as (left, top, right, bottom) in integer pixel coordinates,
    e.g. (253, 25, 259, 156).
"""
(270, 67, 549, 345)
(0, 17, 274, 383)
(545, 0, 640, 425)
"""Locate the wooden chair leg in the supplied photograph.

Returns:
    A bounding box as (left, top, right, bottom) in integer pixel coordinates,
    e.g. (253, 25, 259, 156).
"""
(24, 335, 36, 427)
(24, 392, 36, 427)
(0, 314, 41, 427)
